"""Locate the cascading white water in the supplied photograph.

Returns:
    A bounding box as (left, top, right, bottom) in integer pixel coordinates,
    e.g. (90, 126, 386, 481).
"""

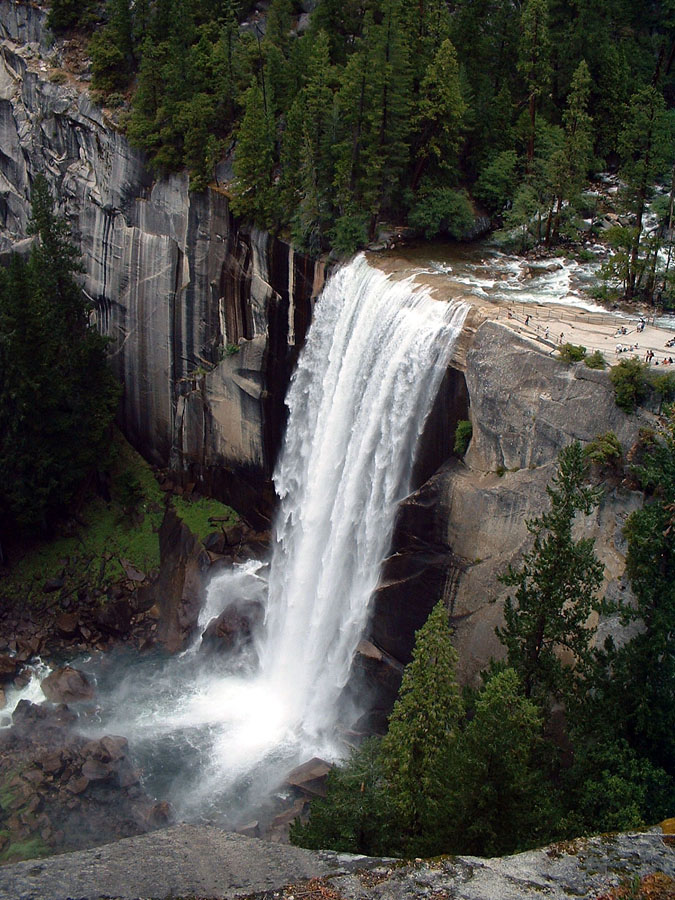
(256, 255, 468, 738)
(80, 254, 468, 822)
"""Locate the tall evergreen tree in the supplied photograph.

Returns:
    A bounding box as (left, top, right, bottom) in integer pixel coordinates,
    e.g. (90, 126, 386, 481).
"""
(618, 86, 672, 301)
(518, 0, 552, 167)
(381, 599, 463, 844)
(411, 38, 466, 190)
(497, 442, 604, 703)
(544, 59, 594, 245)
(230, 79, 278, 227)
(442, 669, 554, 857)
(605, 416, 675, 772)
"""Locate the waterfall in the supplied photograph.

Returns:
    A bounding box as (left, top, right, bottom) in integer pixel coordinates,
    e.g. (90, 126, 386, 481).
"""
(256, 254, 468, 740)
(81, 254, 468, 822)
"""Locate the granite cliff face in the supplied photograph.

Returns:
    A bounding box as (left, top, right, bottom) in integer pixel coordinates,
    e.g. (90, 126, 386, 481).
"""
(371, 320, 645, 685)
(0, 1, 322, 524)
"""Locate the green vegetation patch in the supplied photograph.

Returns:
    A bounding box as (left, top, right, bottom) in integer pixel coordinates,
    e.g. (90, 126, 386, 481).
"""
(171, 495, 238, 541)
(610, 360, 675, 414)
(585, 350, 607, 370)
(584, 432, 623, 467)
(453, 420, 473, 457)
(2, 433, 164, 606)
(558, 343, 587, 363)
(0, 767, 50, 864)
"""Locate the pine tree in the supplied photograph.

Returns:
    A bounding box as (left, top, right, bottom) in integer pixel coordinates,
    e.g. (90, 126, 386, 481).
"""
(281, 31, 335, 251)
(411, 38, 466, 190)
(518, 0, 552, 167)
(618, 86, 671, 301)
(230, 79, 278, 227)
(289, 738, 394, 855)
(332, 2, 411, 234)
(610, 416, 675, 772)
(545, 59, 594, 245)
(442, 669, 554, 856)
(497, 441, 604, 703)
(381, 599, 463, 844)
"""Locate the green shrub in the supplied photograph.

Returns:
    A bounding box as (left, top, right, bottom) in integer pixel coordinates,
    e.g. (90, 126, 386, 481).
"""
(584, 432, 623, 467)
(105, 92, 126, 109)
(408, 188, 474, 240)
(558, 343, 587, 363)
(474, 151, 518, 214)
(330, 213, 369, 256)
(648, 371, 675, 406)
(584, 350, 607, 369)
(48, 70, 68, 85)
(454, 420, 473, 456)
(610, 358, 650, 413)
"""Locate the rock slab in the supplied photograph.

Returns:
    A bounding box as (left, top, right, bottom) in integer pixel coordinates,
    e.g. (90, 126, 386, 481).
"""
(0, 824, 378, 900)
(0, 827, 674, 900)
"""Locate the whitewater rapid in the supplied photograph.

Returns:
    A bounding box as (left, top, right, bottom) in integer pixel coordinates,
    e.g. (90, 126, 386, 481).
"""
(78, 255, 468, 823)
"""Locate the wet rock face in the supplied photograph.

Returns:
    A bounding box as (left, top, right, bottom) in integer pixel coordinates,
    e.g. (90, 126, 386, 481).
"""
(200, 600, 264, 653)
(40, 667, 94, 704)
(0, 4, 323, 523)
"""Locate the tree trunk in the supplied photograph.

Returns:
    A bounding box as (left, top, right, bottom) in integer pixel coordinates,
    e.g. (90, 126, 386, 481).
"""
(527, 92, 536, 170)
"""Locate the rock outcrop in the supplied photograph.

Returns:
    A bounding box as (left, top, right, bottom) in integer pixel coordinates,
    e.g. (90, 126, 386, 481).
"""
(369, 322, 647, 683)
(0, 1, 323, 524)
(0, 823, 673, 900)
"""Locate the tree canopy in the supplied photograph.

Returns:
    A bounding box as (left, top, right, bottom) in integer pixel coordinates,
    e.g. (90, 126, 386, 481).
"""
(58, 0, 673, 269)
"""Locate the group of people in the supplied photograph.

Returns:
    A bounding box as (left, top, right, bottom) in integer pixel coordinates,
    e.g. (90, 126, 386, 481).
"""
(645, 348, 674, 366)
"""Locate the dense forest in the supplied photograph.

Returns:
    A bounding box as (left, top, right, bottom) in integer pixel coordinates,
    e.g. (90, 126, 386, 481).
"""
(48, 0, 675, 297)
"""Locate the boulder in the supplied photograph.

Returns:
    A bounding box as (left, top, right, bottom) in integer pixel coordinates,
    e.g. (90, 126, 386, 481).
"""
(94, 598, 133, 636)
(200, 601, 264, 653)
(286, 758, 332, 798)
(55, 612, 80, 638)
(0, 654, 17, 681)
(152, 508, 214, 653)
(42, 576, 64, 593)
(12, 699, 77, 732)
(41, 667, 94, 704)
(222, 523, 244, 546)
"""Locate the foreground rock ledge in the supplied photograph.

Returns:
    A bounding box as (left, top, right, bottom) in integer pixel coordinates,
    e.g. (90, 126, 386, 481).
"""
(1, 825, 674, 900)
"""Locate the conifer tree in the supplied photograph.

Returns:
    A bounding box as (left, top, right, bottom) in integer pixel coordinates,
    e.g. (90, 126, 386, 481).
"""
(608, 416, 675, 771)
(545, 59, 593, 245)
(0, 177, 120, 533)
(618, 86, 671, 301)
(381, 599, 463, 843)
(518, 0, 552, 166)
(281, 31, 335, 250)
(411, 38, 466, 190)
(230, 79, 277, 227)
(442, 669, 554, 856)
(497, 441, 604, 703)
